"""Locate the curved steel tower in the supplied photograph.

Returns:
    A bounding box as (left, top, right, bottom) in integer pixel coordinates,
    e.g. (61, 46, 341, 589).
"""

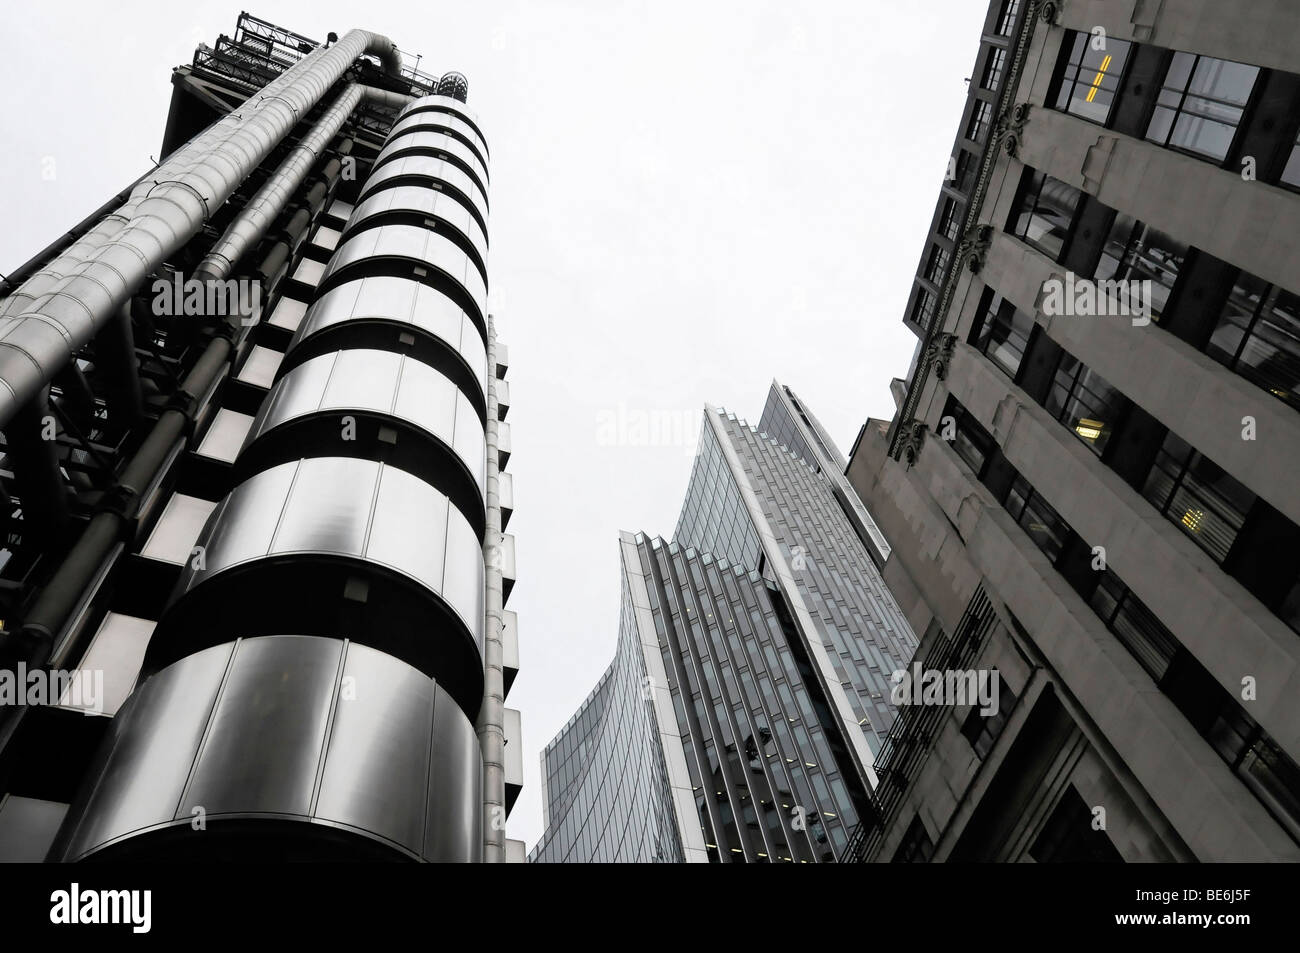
(0, 17, 519, 863)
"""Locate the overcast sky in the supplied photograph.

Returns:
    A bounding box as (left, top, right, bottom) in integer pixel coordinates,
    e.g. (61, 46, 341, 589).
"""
(0, 0, 988, 851)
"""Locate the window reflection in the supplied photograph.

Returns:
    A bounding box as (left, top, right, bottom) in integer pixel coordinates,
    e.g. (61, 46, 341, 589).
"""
(1146, 52, 1258, 163)
(1053, 31, 1132, 126)
(1207, 275, 1300, 411)
(1096, 213, 1186, 321)
(970, 292, 1035, 381)
(1010, 169, 1084, 262)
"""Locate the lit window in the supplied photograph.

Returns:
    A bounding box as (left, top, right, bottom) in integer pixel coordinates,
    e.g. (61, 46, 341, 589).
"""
(1044, 353, 1130, 457)
(1052, 31, 1132, 125)
(1142, 432, 1253, 564)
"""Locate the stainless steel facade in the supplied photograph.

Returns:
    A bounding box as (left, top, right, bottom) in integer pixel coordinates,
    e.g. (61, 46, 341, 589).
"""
(0, 15, 521, 862)
(846, 0, 1300, 861)
(533, 384, 918, 862)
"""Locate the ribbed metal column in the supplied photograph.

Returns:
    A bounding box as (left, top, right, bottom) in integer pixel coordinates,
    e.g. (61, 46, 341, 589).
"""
(479, 316, 506, 862)
(51, 92, 494, 862)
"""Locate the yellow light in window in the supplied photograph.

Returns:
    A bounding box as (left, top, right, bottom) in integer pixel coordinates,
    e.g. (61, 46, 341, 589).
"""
(824, 812, 837, 819)
(757, 852, 768, 858)
(1182, 508, 1205, 532)
(1074, 418, 1105, 442)
(1086, 54, 1113, 103)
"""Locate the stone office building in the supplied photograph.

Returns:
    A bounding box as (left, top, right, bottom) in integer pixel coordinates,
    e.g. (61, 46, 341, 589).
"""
(847, 0, 1300, 861)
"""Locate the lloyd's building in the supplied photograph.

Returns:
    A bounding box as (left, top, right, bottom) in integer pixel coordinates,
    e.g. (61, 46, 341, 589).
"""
(0, 15, 522, 862)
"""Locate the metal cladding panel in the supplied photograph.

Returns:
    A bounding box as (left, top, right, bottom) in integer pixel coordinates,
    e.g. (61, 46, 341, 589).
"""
(270, 455, 376, 556)
(172, 457, 485, 650)
(397, 95, 486, 146)
(53, 638, 484, 862)
(314, 644, 434, 851)
(440, 507, 486, 645)
(376, 132, 489, 194)
(51, 640, 233, 859)
(322, 225, 487, 324)
(388, 112, 489, 166)
(181, 635, 342, 816)
(241, 348, 486, 502)
(358, 157, 488, 224)
(425, 682, 484, 861)
(194, 460, 296, 566)
(343, 187, 487, 264)
(288, 275, 487, 398)
(366, 468, 451, 597)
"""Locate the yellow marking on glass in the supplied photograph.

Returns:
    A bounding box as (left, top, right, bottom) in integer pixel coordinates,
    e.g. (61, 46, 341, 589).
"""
(1086, 55, 1113, 103)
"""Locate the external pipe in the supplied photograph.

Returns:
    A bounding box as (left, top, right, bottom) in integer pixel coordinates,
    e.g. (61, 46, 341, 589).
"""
(3, 64, 330, 314)
(0, 40, 408, 673)
(0, 29, 404, 430)
(478, 315, 506, 862)
(194, 84, 411, 282)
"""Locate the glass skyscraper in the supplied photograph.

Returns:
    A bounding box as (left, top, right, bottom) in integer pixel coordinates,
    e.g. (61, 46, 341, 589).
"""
(532, 383, 917, 862)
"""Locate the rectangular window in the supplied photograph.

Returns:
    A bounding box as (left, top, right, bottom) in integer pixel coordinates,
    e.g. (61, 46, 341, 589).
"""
(960, 673, 1018, 759)
(938, 198, 963, 243)
(923, 244, 951, 285)
(1089, 572, 1179, 681)
(944, 397, 998, 480)
(1052, 31, 1132, 125)
(1146, 52, 1259, 163)
(965, 99, 994, 144)
(1142, 432, 1254, 564)
(1207, 273, 1300, 412)
(970, 292, 1035, 380)
(950, 150, 978, 193)
(1282, 129, 1300, 191)
(1095, 213, 1186, 321)
(1044, 353, 1130, 456)
(981, 47, 1008, 93)
(893, 815, 935, 862)
(1009, 168, 1084, 262)
(994, 0, 1021, 37)
(910, 288, 936, 329)
(1005, 475, 1070, 564)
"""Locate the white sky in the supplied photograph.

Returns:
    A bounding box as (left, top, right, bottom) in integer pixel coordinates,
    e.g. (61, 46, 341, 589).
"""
(0, 0, 988, 851)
